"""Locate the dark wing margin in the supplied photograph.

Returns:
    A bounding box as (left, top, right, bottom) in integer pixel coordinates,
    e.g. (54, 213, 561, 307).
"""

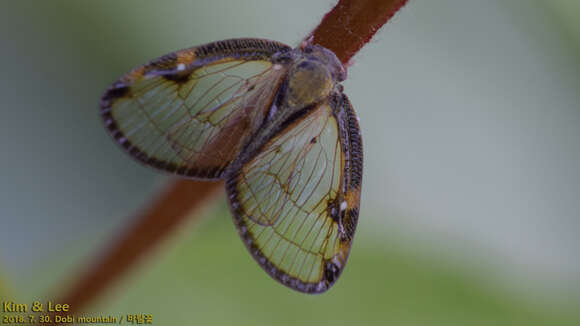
(100, 38, 292, 179)
(226, 92, 363, 293)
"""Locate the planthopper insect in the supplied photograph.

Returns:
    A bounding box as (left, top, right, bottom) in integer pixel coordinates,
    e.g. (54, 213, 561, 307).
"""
(100, 38, 362, 293)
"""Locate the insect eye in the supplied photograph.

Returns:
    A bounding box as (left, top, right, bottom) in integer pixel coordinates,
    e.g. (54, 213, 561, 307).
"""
(272, 52, 292, 64)
(297, 60, 315, 70)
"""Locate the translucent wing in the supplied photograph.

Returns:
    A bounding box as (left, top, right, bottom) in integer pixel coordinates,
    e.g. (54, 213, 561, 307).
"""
(226, 94, 363, 293)
(100, 39, 291, 179)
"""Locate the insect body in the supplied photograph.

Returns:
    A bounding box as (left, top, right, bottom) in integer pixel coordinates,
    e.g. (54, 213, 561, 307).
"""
(100, 38, 362, 293)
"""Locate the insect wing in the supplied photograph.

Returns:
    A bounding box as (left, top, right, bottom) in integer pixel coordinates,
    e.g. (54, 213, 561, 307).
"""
(227, 94, 363, 293)
(100, 39, 291, 179)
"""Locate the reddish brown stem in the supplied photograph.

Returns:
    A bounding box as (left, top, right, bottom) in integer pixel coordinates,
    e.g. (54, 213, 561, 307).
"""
(46, 0, 408, 322)
(47, 180, 222, 320)
(310, 0, 409, 64)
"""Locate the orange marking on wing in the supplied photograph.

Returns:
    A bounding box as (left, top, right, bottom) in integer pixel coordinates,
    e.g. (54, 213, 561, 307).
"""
(125, 66, 146, 82)
(176, 51, 196, 65)
(345, 187, 360, 208)
(338, 239, 351, 258)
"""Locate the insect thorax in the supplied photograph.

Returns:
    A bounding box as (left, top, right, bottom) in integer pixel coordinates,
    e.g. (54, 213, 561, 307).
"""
(275, 44, 346, 110)
(286, 59, 334, 108)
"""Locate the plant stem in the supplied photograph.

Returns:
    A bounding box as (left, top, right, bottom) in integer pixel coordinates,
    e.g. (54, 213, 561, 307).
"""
(310, 0, 408, 64)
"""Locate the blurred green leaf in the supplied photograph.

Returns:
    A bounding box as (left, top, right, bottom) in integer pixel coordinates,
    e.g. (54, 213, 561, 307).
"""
(94, 208, 580, 326)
